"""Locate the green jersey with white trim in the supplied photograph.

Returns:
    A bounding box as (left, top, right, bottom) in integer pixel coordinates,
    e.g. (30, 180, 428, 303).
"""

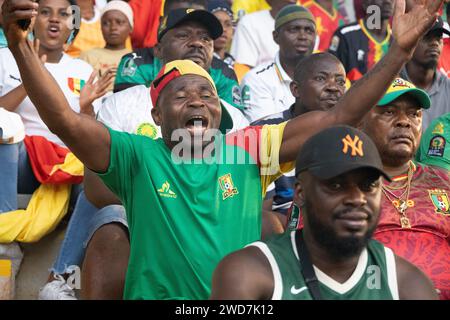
(250, 231, 399, 300)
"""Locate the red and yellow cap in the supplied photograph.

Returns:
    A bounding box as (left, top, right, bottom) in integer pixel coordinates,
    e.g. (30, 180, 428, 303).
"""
(150, 60, 233, 133)
(150, 60, 216, 107)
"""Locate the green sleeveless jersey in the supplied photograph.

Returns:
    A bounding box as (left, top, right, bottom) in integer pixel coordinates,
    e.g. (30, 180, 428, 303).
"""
(98, 124, 293, 299)
(249, 231, 399, 300)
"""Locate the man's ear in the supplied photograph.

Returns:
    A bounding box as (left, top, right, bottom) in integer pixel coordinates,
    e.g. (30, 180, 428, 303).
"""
(273, 29, 279, 45)
(151, 106, 162, 126)
(290, 80, 300, 99)
(293, 181, 305, 208)
(154, 43, 163, 59)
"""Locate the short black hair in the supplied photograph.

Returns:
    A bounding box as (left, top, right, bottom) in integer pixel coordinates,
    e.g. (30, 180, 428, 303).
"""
(163, 0, 207, 15)
(294, 52, 342, 83)
(446, 3, 450, 20)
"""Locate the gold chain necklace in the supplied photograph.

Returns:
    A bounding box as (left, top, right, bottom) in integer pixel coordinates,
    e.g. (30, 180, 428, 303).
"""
(381, 161, 415, 228)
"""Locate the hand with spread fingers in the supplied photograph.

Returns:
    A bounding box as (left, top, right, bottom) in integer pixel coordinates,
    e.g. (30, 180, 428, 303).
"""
(1, 0, 38, 47)
(79, 68, 116, 116)
(392, 0, 445, 56)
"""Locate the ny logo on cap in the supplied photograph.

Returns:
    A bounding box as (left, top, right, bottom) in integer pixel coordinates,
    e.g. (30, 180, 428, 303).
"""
(342, 134, 364, 157)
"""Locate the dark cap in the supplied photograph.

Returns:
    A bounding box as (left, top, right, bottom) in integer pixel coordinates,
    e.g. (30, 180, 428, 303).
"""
(158, 8, 223, 42)
(296, 126, 390, 181)
(427, 16, 450, 37)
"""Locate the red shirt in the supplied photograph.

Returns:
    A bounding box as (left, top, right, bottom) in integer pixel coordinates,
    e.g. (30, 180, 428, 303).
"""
(128, 0, 163, 49)
(438, 38, 450, 78)
(374, 162, 450, 300)
(304, 0, 346, 51)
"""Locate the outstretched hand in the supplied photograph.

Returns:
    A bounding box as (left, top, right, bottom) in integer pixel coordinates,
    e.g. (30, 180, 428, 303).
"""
(392, 0, 444, 55)
(79, 69, 115, 116)
(1, 0, 38, 48)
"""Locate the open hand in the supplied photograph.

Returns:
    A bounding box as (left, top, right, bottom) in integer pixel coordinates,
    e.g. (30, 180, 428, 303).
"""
(392, 0, 444, 55)
(79, 69, 115, 115)
(1, 0, 38, 48)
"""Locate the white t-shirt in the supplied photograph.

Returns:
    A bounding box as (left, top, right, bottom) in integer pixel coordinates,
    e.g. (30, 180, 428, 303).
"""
(230, 10, 278, 68)
(97, 85, 248, 136)
(240, 52, 294, 123)
(0, 48, 100, 146)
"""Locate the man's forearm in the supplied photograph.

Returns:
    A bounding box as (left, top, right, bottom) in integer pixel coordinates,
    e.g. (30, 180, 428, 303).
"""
(8, 41, 111, 172)
(332, 42, 411, 125)
(10, 42, 79, 136)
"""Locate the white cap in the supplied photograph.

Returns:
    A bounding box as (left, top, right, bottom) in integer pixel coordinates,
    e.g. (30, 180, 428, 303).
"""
(101, 0, 134, 30)
(0, 108, 25, 144)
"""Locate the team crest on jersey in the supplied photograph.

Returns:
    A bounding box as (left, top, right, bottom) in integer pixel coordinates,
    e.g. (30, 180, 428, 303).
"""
(427, 135, 446, 157)
(428, 189, 450, 215)
(136, 123, 158, 139)
(432, 122, 444, 135)
(121, 53, 140, 77)
(232, 85, 242, 106)
(218, 173, 238, 200)
(241, 85, 250, 108)
(329, 35, 339, 51)
(67, 78, 86, 95)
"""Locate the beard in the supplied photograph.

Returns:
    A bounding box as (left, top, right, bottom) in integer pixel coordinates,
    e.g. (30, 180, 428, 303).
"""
(303, 200, 377, 260)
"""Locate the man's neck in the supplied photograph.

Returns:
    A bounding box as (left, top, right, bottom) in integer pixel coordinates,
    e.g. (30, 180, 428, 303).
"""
(363, 18, 389, 42)
(316, 0, 334, 15)
(405, 61, 436, 91)
(302, 228, 362, 284)
(382, 159, 411, 177)
(279, 54, 299, 80)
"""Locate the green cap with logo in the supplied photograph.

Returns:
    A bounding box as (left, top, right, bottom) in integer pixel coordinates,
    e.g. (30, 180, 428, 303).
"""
(377, 78, 431, 109)
(417, 114, 450, 171)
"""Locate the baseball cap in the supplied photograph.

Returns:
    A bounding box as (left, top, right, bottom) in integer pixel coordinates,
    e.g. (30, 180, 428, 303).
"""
(150, 60, 233, 133)
(275, 4, 315, 30)
(377, 78, 431, 109)
(158, 8, 223, 42)
(426, 16, 450, 37)
(101, 0, 134, 30)
(296, 126, 390, 181)
(208, 0, 234, 19)
(417, 114, 450, 171)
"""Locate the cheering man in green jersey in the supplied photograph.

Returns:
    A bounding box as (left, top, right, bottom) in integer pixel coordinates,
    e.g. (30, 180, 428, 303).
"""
(211, 126, 438, 300)
(2, 0, 444, 299)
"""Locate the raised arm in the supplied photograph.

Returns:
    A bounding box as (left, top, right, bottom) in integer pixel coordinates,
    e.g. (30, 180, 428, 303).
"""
(279, 0, 444, 163)
(2, 0, 111, 172)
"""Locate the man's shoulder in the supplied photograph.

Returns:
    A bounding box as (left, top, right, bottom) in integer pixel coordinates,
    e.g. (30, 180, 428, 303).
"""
(243, 60, 277, 83)
(251, 108, 292, 126)
(120, 47, 156, 67)
(210, 56, 238, 82)
(336, 21, 362, 36)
